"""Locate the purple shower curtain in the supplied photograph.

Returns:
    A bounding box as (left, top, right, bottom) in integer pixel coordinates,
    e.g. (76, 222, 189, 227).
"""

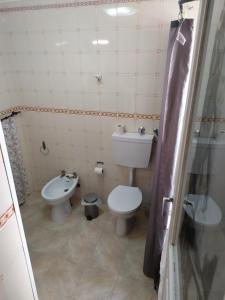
(143, 19, 194, 286)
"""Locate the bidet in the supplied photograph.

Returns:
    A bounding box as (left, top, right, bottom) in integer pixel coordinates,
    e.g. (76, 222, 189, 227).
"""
(41, 173, 79, 223)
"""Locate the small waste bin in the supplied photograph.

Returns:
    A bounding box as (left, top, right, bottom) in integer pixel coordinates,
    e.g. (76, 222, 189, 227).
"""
(81, 193, 101, 221)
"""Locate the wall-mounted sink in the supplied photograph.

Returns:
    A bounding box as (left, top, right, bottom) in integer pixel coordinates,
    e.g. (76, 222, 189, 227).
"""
(184, 194, 222, 226)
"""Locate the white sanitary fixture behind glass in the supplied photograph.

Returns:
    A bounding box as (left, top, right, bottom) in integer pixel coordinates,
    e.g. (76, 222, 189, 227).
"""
(107, 132, 154, 236)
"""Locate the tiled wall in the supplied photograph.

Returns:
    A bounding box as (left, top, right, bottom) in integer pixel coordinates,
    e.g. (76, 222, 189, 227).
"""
(0, 0, 198, 205)
(16, 111, 156, 202)
(0, 0, 172, 113)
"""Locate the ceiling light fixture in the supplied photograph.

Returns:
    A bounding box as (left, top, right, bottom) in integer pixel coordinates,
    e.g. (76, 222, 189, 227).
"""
(92, 39, 109, 45)
(104, 7, 136, 17)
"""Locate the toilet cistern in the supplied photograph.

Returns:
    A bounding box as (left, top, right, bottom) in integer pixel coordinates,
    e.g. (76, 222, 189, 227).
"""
(108, 132, 154, 236)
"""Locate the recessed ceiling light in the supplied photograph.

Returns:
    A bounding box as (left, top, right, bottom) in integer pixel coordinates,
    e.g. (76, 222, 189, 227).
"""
(104, 7, 136, 17)
(55, 41, 68, 47)
(92, 39, 109, 45)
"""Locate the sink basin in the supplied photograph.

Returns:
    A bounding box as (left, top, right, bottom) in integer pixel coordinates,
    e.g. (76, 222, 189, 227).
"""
(184, 194, 222, 226)
(192, 137, 216, 146)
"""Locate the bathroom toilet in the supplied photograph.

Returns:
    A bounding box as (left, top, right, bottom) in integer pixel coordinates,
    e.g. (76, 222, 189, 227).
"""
(107, 132, 154, 236)
(41, 173, 79, 223)
(108, 185, 142, 236)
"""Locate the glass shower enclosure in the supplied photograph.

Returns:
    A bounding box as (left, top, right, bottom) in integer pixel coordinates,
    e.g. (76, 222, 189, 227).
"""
(176, 1, 225, 299)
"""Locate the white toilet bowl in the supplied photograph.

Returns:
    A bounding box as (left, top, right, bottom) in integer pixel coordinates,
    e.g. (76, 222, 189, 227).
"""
(41, 174, 79, 223)
(107, 185, 142, 236)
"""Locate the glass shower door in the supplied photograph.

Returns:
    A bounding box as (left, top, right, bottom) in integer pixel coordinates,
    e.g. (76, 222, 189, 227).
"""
(177, 1, 225, 299)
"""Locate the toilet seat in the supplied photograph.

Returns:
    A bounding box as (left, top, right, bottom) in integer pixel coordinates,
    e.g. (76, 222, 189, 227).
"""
(108, 185, 142, 214)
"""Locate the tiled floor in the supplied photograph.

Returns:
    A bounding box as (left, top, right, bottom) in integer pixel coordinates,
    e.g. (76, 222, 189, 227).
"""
(21, 193, 157, 300)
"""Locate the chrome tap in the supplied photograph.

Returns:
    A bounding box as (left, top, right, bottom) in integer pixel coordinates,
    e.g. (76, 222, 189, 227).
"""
(61, 170, 66, 177)
(138, 126, 146, 135)
(65, 172, 78, 179)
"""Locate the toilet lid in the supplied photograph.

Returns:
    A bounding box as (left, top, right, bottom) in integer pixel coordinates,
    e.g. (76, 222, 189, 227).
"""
(108, 185, 142, 214)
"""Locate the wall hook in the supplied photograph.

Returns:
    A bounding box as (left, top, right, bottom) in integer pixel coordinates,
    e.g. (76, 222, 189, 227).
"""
(94, 73, 102, 82)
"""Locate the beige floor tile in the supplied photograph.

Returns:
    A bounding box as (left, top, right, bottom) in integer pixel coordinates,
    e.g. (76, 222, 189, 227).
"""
(75, 266, 116, 300)
(93, 228, 129, 275)
(34, 256, 83, 300)
(21, 193, 156, 300)
(120, 239, 147, 281)
(111, 276, 154, 300)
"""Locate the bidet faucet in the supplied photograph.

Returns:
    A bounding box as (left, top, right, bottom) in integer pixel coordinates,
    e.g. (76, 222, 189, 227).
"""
(65, 172, 78, 179)
(61, 170, 66, 177)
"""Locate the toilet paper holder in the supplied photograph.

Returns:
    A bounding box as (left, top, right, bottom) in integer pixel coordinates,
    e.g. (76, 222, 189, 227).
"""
(96, 161, 104, 167)
(95, 161, 104, 175)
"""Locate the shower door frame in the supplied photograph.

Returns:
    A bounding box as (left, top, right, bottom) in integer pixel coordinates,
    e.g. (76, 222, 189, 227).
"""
(163, 0, 210, 299)
(169, 0, 210, 245)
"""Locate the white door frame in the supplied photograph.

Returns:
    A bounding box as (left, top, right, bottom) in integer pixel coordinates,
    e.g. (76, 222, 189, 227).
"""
(0, 123, 38, 299)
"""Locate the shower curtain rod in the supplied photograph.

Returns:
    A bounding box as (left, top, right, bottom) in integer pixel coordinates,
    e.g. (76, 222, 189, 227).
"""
(179, 0, 196, 3)
(0, 111, 21, 121)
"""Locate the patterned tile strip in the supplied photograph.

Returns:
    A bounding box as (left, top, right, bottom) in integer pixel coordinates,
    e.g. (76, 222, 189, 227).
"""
(2, 106, 225, 122)
(0, 107, 15, 118)
(0, 106, 161, 120)
(0, 0, 147, 13)
(0, 205, 15, 229)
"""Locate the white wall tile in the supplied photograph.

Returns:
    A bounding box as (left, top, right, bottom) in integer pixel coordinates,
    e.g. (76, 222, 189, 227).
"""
(0, 0, 187, 205)
(47, 53, 64, 72)
(117, 3, 139, 28)
(96, 30, 117, 52)
(100, 53, 117, 74)
(65, 73, 83, 92)
(137, 74, 156, 95)
(61, 31, 80, 52)
(118, 53, 136, 74)
(83, 92, 100, 110)
(27, 32, 46, 53)
(66, 91, 83, 109)
(118, 28, 137, 51)
(138, 1, 164, 27)
(58, 9, 79, 31)
(81, 52, 99, 73)
(117, 93, 135, 113)
(99, 74, 117, 94)
(79, 30, 97, 53)
(76, 6, 97, 30)
(0, 0, 181, 116)
(117, 74, 136, 95)
(96, 4, 117, 29)
(100, 93, 117, 112)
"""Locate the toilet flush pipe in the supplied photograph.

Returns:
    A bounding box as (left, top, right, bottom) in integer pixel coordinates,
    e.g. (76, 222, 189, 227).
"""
(129, 167, 135, 186)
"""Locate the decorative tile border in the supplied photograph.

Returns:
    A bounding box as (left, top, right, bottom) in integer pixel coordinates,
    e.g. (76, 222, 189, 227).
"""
(195, 116, 225, 123)
(1, 106, 161, 120)
(0, 0, 145, 13)
(2, 106, 225, 123)
(0, 107, 15, 118)
(0, 205, 15, 229)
